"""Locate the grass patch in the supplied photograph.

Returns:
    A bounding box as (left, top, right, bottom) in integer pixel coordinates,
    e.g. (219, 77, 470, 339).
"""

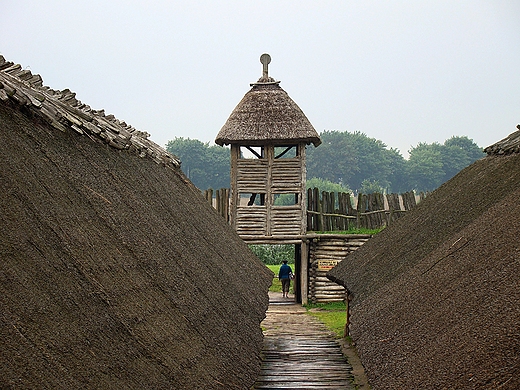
(305, 301, 347, 338)
(266, 264, 294, 293)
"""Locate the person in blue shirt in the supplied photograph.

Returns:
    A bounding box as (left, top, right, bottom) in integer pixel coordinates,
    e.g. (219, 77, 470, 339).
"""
(278, 260, 293, 298)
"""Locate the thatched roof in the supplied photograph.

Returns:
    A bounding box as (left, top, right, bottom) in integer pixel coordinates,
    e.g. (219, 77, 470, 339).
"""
(327, 128, 520, 389)
(484, 124, 520, 155)
(0, 56, 177, 167)
(0, 57, 272, 389)
(215, 56, 321, 147)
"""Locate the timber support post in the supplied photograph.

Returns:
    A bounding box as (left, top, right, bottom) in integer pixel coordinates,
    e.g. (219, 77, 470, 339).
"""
(300, 239, 309, 305)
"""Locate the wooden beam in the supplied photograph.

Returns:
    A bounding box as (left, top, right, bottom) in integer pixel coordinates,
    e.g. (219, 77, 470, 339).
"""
(301, 240, 309, 305)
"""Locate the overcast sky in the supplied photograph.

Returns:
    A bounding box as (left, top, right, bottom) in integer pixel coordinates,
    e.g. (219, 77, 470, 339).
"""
(2, 1, 519, 158)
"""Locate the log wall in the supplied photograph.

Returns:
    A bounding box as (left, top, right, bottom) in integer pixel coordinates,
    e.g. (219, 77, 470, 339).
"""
(307, 234, 372, 303)
(228, 143, 307, 242)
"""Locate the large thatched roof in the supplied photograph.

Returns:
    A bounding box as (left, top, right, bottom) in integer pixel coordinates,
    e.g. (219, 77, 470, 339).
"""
(0, 56, 177, 168)
(215, 56, 321, 147)
(0, 57, 272, 389)
(328, 128, 520, 389)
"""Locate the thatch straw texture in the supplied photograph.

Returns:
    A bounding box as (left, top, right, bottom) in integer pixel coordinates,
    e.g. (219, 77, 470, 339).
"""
(0, 55, 177, 167)
(0, 58, 272, 389)
(215, 83, 321, 146)
(484, 124, 520, 155)
(328, 130, 520, 389)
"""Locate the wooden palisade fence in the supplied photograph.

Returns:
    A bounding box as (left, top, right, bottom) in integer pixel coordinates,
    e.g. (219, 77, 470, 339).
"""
(307, 189, 426, 231)
(204, 188, 230, 223)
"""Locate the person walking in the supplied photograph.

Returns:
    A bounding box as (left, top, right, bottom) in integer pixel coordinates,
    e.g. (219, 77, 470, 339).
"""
(278, 260, 293, 298)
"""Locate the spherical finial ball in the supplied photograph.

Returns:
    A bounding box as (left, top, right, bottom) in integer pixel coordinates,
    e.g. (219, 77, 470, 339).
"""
(260, 53, 271, 66)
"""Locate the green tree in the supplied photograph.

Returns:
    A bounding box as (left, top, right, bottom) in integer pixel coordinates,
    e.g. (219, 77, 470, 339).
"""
(407, 136, 485, 192)
(385, 147, 409, 193)
(306, 177, 351, 194)
(249, 244, 294, 265)
(307, 130, 407, 193)
(407, 143, 445, 191)
(166, 138, 230, 190)
(165, 133, 484, 195)
(444, 136, 485, 161)
(306, 131, 359, 186)
(359, 179, 384, 194)
(441, 136, 485, 180)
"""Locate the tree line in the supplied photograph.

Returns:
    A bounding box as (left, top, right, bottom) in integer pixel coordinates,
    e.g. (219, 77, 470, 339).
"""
(165, 131, 485, 194)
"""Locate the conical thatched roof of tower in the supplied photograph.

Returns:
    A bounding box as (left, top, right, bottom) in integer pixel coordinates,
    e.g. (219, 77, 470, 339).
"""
(0, 55, 272, 389)
(327, 127, 520, 389)
(215, 54, 321, 147)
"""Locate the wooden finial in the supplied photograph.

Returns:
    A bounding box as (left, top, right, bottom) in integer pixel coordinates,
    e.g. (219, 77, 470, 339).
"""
(260, 53, 271, 79)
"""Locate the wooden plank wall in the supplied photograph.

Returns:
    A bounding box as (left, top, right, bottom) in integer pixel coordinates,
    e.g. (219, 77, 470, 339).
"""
(271, 207, 302, 236)
(236, 159, 268, 193)
(232, 146, 306, 238)
(308, 235, 372, 303)
(236, 208, 267, 236)
(271, 159, 302, 189)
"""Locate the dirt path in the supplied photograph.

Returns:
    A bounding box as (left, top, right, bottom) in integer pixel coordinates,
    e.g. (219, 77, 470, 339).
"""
(254, 292, 370, 389)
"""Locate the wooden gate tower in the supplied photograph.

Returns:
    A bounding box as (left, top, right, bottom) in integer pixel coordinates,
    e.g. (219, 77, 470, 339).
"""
(215, 54, 321, 303)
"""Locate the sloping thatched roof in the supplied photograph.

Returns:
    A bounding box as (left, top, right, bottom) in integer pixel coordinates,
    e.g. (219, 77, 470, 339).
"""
(0, 56, 177, 167)
(328, 128, 520, 389)
(0, 57, 272, 389)
(484, 124, 520, 155)
(215, 82, 321, 147)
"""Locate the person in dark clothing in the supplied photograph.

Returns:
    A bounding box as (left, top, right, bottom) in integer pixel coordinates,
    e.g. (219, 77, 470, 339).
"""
(278, 260, 293, 298)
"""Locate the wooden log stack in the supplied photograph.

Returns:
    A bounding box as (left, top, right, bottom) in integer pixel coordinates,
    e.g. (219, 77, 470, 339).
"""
(308, 235, 371, 303)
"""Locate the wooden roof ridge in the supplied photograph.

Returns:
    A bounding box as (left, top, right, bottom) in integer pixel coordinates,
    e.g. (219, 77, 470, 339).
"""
(0, 55, 180, 168)
(484, 124, 520, 155)
(215, 54, 321, 147)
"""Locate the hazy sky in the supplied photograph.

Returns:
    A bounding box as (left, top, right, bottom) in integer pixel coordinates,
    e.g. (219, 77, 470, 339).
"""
(2, 1, 519, 158)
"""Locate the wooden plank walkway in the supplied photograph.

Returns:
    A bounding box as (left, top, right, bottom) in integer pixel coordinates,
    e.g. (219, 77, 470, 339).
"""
(254, 293, 355, 389)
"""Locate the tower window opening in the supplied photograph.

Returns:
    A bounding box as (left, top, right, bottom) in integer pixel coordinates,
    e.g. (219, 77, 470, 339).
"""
(241, 192, 266, 206)
(274, 145, 297, 159)
(239, 146, 264, 159)
(273, 193, 299, 206)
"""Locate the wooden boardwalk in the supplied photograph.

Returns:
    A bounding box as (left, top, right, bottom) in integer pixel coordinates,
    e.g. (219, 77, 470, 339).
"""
(254, 293, 355, 389)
